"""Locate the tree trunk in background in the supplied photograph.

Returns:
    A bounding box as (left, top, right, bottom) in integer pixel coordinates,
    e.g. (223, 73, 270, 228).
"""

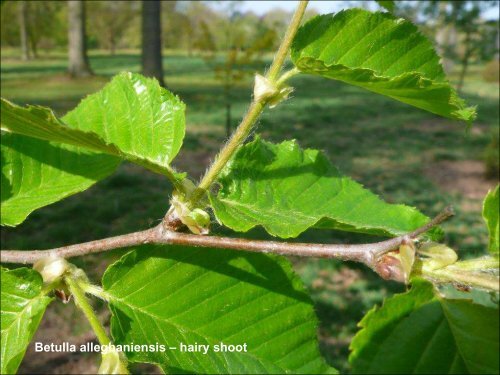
(109, 34, 116, 56)
(435, 25, 456, 74)
(457, 31, 472, 93)
(142, 0, 165, 86)
(29, 34, 39, 59)
(68, 0, 93, 77)
(435, 1, 455, 74)
(18, 1, 30, 61)
(495, 26, 499, 60)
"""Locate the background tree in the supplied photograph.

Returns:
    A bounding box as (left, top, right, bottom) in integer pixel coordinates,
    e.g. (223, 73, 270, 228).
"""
(418, 1, 499, 91)
(445, 1, 497, 91)
(261, 9, 292, 50)
(161, 1, 185, 51)
(67, 0, 92, 77)
(2, 1, 67, 56)
(27, 1, 66, 58)
(18, 1, 30, 60)
(199, 2, 277, 137)
(178, 1, 219, 56)
(141, 0, 165, 86)
(87, 1, 136, 55)
(1, 2, 19, 48)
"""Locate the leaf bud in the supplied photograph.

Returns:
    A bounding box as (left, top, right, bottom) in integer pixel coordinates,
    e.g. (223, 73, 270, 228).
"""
(33, 256, 70, 284)
(418, 242, 458, 272)
(98, 347, 129, 374)
(253, 74, 293, 108)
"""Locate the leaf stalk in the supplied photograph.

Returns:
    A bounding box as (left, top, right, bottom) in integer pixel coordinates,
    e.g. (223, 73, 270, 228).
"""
(65, 276, 111, 346)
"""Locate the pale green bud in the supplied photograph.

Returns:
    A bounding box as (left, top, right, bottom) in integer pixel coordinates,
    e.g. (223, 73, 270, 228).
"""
(253, 74, 293, 108)
(171, 195, 210, 235)
(399, 240, 416, 284)
(418, 242, 458, 272)
(33, 256, 70, 284)
(98, 347, 129, 374)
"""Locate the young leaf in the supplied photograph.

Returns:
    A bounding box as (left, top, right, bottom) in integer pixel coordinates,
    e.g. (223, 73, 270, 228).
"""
(62, 72, 185, 174)
(103, 245, 336, 374)
(1, 267, 52, 374)
(483, 185, 499, 256)
(210, 138, 438, 239)
(1, 133, 120, 226)
(291, 9, 476, 123)
(349, 278, 499, 374)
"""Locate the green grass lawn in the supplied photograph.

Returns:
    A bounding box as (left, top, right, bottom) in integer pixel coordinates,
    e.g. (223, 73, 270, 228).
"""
(1, 49, 499, 373)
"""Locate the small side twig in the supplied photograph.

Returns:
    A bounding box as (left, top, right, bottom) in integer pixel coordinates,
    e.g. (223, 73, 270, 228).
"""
(1, 207, 453, 279)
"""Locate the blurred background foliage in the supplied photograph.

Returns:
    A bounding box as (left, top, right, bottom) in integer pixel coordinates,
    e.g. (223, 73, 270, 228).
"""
(1, 1, 499, 373)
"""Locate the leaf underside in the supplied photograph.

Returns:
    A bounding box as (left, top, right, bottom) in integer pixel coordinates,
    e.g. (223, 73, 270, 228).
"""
(1, 267, 52, 374)
(210, 137, 438, 239)
(349, 279, 500, 374)
(1, 133, 120, 226)
(291, 9, 475, 123)
(103, 245, 336, 374)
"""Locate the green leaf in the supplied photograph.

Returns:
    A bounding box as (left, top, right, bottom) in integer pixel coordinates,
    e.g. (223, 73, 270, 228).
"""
(291, 9, 475, 123)
(483, 185, 499, 256)
(103, 245, 335, 374)
(1, 267, 52, 374)
(349, 278, 499, 374)
(376, 1, 395, 12)
(63, 72, 185, 174)
(210, 137, 437, 239)
(1, 104, 170, 188)
(1, 72, 185, 178)
(1, 133, 120, 226)
(1, 98, 121, 156)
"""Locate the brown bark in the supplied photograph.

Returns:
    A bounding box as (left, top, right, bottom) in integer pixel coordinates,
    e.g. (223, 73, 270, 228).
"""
(141, 0, 165, 86)
(68, 0, 93, 77)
